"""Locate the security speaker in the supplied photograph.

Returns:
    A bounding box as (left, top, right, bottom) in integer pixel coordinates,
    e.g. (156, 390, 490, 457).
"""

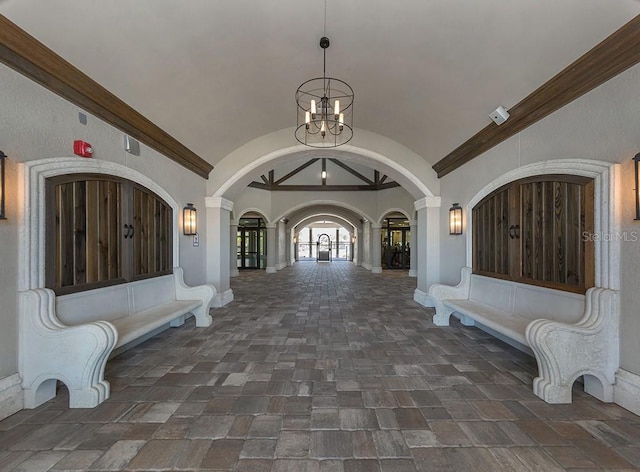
(124, 135, 140, 156)
(489, 106, 510, 125)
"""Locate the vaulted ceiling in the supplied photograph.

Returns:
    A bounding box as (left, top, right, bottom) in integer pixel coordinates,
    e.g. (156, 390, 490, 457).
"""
(2, 1, 639, 169)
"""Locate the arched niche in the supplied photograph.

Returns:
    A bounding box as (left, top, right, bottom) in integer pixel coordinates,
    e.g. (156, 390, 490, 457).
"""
(20, 158, 180, 291)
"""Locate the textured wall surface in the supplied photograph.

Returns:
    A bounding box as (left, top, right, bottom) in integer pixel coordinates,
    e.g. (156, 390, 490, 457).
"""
(0, 64, 208, 379)
(438, 62, 640, 377)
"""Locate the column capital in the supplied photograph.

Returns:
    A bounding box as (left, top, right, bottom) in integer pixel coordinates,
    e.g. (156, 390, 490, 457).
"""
(370, 224, 382, 230)
(414, 196, 441, 210)
(230, 220, 238, 226)
(265, 223, 277, 229)
(205, 196, 234, 211)
(409, 220, 417, 227)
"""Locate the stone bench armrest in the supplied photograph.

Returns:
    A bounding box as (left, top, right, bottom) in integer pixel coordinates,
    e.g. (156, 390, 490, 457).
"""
(428, 266, 472, 326)
(525, 287, 619, 404)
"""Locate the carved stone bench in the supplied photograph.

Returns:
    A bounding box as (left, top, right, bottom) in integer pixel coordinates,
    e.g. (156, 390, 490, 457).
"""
(19, 267, 215, 409)
(428, 267, 619, 404)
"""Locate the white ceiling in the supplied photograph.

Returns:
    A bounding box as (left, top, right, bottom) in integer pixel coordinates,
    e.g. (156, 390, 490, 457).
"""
(2, 1, 639, 167)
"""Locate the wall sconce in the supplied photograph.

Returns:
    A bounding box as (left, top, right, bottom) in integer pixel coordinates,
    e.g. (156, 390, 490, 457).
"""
(183, 203, 197, 235)
(0, 151, 6, 220)
(634, 153, 640, 221)
(449, 203, 463, 235)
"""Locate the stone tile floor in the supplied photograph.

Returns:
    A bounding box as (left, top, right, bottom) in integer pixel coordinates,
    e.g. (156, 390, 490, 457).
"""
(2, 262, 640, 471)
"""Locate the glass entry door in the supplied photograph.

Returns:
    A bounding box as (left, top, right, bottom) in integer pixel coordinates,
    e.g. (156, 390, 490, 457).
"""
(237, 218, 266, 269)
(381, 219, 411, 270)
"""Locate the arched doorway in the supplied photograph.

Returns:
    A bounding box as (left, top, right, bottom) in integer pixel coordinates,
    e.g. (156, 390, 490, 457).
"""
(295, 223, 353, 262)
(236, 213, 267, 270)
(380, 212, 411, 270)
(317, 233, 332, 262)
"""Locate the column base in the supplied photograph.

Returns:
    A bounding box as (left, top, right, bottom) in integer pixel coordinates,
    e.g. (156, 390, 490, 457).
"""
(230, 268, 240, 277)
(212, 289, 234, 307)
(371, 267, 382, 274)
(414, 288, 434, 307)
(408, 269, 417, 277)
(266, 267, 277, 274)
(0, 374, 24, 421)
(614, 369, 640, 416)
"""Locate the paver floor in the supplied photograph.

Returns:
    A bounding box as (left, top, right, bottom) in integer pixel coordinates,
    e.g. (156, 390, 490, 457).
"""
(2, 262, 640, 471)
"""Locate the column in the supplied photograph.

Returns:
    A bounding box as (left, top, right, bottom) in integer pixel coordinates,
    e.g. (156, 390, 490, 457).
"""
(409, 220, 417, 277)
(266, 224, 277, 273)
(355, 228, 363, 266)
(285, 229, 292, 266)
(413, 196, 441, 307)
(230, 220, 239, 277)
(205, 196, 234, 307)
(371, 223, 382, 273)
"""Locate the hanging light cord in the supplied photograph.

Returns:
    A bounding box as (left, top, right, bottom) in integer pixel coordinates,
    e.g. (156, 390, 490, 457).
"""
(323, 0, 327, 80)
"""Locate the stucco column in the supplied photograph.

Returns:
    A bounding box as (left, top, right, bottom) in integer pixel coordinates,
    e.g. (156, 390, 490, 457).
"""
(266, 224, 277, 273)
(205, 197, 234, 307)
(414, 197, 441, 307)
(285, 229, 292, 267)
(409, 220, 417, 277)
(371, 223, 382, 274)
(355, 228, 363, 266)
(230, 220, 239, 277)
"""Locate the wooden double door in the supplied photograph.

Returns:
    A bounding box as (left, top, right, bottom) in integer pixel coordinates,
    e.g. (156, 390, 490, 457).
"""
(472, 174, 594, 293)
(46, 175, 172, 295)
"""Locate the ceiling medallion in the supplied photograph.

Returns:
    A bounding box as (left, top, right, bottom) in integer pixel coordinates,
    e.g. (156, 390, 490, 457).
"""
(295, 36, 354, 148)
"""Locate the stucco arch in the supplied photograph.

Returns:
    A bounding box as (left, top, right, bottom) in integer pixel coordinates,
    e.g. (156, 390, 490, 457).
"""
(234, 207, 271, 225)
(465, 159, 620, 290)
(273, 200, 374, 226)
(20, 158, 181, 291)
(208, 128, 439, 201)
(377, 208, 413, 225)
(287, 205, 363, 231)
(294, 215, 356, 233)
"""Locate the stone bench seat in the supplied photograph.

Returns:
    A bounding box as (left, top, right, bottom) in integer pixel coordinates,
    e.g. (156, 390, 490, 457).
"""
(428, 267, 619, 404)
(111, 299, 204, 349)
(19, 267, 215, 409)
(443, 299, 530, 347)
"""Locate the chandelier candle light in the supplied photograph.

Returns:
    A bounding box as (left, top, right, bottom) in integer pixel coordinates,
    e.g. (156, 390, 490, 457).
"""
(296, 36, 354, 148)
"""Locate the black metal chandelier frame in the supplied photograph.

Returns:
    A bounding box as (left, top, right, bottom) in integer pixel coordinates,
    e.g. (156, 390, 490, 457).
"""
(295, 36, 354, 148)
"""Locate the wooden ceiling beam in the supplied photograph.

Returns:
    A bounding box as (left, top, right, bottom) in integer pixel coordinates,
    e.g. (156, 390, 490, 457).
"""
(328, 159, 375, 185)
(0, 15, 213, 179)
(274, 159, 319, 185)
(433, 14, 640, 178)
(248, 182, 401, 192)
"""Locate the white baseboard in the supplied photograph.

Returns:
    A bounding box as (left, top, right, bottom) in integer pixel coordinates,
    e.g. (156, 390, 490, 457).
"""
(276, 262, 287, 270)
(230, 269, 240, 277)
(614, 369, 640, 416)
(414, 288, 434, 307)
(361, 262, 372, 271)
(371, 267, 382, 274)
(0, 374, 24, 421)
(212, 289, 234, 308)
(408, 269, 417, 277)
(265, 267, 277, 274)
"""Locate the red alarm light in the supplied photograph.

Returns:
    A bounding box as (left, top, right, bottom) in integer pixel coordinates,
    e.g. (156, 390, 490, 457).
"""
(73, 140, 93, 158)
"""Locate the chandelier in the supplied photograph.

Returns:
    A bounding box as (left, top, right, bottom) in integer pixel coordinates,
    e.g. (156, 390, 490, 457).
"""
(295, 36, 354, 148)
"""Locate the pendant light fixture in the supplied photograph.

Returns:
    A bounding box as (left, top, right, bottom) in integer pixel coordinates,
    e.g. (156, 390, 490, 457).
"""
(295, 3, 353, 147)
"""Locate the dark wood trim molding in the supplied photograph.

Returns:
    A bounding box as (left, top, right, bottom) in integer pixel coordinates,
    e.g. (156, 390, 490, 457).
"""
(433, 15, 640, 178)
(0, 15, 213, 179)
(249, 158, 400, 191)
(248, 183, 401, 192)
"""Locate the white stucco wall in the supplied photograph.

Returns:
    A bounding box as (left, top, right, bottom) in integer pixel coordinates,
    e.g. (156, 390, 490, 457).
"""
(438, 62, 640, 377)
(0, 64, 208, 379)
